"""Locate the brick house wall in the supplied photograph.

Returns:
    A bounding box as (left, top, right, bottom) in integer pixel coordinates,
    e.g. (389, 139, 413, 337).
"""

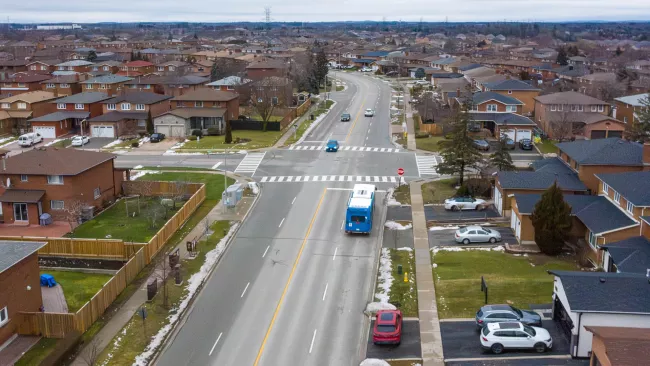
(493, 90, 539, 114)
(0, 252, 42, 345)
(55, 102, 104, 118)
(583, 119, 625, 140)
(475, 101, 521, 113)
(0, 100, 55, 118)
(614, 100, 637, 124)
(83, 83, 127, 97)
(171, 98, 238, 120)
(246, 67, 286, 80)
(534, 100, 611, 137)
(102, 100, 170, 116)
(42, 83, 83, 97)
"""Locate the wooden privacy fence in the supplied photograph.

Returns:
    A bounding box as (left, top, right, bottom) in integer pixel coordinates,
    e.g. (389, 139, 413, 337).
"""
(0, 237, 130, 260)
(13, 181, 206, 338)
(419, 122, 444, 135)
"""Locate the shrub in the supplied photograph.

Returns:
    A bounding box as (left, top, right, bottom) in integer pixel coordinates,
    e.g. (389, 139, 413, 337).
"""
(186, 135, 198, 141)
(415, 132, 431, 139)
(191, 129, 203, 137)
(131, 141, 139, 148)
(207, 127, 220, 136)
(455, 184, 471, 197)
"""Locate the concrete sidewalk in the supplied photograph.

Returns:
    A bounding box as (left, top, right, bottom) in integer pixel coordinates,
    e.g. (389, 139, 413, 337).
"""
(71, 173, 255, 366)
(402, 85, 417, 151)
(410, 180, 444, 366)
(274, 98, 323, 148)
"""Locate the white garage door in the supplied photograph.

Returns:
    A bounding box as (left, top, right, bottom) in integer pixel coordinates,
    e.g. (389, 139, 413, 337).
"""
(33, 126, 56, 138)
(510, 212, 521, 240)
(155, 125, 170, 136)
(493, 185, 503, 215)
(515, 129, 532, 142)
(501, 129, 515, 141)
(91, 125, 115, 138)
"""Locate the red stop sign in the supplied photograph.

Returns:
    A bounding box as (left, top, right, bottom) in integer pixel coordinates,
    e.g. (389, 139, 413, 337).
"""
(397, 168, 404, 176)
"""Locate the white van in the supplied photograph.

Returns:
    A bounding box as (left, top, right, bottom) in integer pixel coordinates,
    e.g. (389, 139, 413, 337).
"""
(18, 132, 43, 147)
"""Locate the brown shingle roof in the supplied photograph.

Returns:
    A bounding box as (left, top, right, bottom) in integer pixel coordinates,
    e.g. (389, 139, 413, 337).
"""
(171, 89, 237, 102)
(158, 108, 226, 119)
(535, 91, 607, 105)
(0, 189, 45, 203)
(585, 326, 650, 366)
(245, 60, 287, 69)
(0, 91, 58, 104)
(7, 73, 53, 83)
(2, 147, 115, 176)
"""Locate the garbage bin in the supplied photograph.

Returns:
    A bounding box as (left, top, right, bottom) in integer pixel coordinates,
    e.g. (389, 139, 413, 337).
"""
(310, 114, 314, 120)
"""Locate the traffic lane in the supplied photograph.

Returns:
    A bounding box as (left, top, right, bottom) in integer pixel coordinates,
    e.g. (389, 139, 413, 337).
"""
(428, 227, 517, 248)
(364, 77, 397, 148)
(366, 319, 422, 360)
(441, 320, 571, 360)
(446, 358, 588, 366)
(156, 184, 314, 366)
(259, 188, 384, 366)
(342, 79, 383, 147)
(114, 153, 245, 171)
(425, 205, 500, 221)
(309, 75, 362, 142)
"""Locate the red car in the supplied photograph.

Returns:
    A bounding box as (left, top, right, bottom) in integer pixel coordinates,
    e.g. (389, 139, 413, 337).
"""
(373, 310, 403, 345)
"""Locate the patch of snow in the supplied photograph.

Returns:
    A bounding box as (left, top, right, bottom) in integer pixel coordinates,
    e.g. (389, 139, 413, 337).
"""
(0, 136, 14, 146)
(384, 220, 412, 230)
(163, 150, 204, 156)
(365, 302, 397, 315)
(248, 182, 259, 195)
(170, 140, 187, 150)
(432, 263, 438, 268)
(374, 248, 393, 303)
(138, 137, 150, 146)
(112, 150, 129, 154)
(360, 359, 391, 366)
(133, 165, 143, 170)
(130, 171, 159, 181)
(431, 245, 505, 254)
(385, 187, 408, 206)
(44, 138, 64, 146)
(397, 247, 413, 252)
(102, 139, 123, 148)
(133, 223, 239, 366)
(429, 225, 460, 231)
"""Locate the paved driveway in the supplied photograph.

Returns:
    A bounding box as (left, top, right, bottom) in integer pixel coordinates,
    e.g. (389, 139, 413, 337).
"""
(138, 139, 177, 151)
(441, 320, 571, 361)
(72, 137, 116, 149)
(446, 358, 589, 366)
(387, 205, 412, 221)
(425, 205, 500, 222)
(366, 319, 422, 360)
(429, 227, 517, 248)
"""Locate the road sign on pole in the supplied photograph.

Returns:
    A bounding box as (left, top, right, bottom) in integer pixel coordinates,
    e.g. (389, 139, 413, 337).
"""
(397, 168, 404, 176)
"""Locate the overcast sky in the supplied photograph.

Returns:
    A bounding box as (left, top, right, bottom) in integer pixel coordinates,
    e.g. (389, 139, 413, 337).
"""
(4, 0, 650, 23)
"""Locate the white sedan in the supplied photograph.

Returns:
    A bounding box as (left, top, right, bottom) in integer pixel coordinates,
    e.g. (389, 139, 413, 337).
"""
(364, 109, 375, 117)
(71, 135, 90, 147)
(444, 196, 486, 211)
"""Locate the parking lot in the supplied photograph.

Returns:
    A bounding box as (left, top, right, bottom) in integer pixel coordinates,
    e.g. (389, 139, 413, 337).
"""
(425, 204, 501, 222)
(366, 319, 422, 360)
(387, 205, 412, 221)
(441, 320, 571, 361)
(446, 358, 589, 366)
(428, 227, 517, 248)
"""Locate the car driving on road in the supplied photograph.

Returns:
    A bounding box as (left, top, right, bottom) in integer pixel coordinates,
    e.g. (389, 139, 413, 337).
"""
(455, 225, 501, 244)
(326, 139, 339, 152)
(364, 109, 375, 117)
(444, 197, 486, 211)
(480, 322, 552, 354)
(414, 80, 429, 86)
(373, 309, 402, 345)
(476, 304, 543, 329)
(341, 113, 351, 122)
(71, 135, 89, 147)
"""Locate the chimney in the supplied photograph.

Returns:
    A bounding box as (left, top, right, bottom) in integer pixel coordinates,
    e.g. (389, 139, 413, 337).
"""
(644, 143, 650, 167)
(456, 87, 460, 96)
(75, 73, 79, 81)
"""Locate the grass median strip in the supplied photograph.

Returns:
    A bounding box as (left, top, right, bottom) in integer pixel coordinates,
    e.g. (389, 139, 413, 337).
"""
(375, 248, 418, 317)
(285, 99, 335, 145)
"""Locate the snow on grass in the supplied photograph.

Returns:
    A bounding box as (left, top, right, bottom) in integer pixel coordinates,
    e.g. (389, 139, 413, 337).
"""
(112, 150, 129, 154)
(385, 220, 412, 230)
(170, 139, 189, 150)
(248, 182, 259, 195)
(133, 223, 239, 366)
(138, 136, 150, 146)
(130, 170, 159, 181)
(360, 359, 390, 366)
(365, 302, 396, 315)
(102, 139, 123, 148)
(133, 165, 143, 170)
(163, 150, 204, 156)
(385, 187, 407, 206)
(397, 247, 413, 252)
(429, 225, 460, 231)
(100, 322, 132, 366)
(431, 245, 505, 255)
(44, 138, 64, 146)
(374, 248, 393, 303)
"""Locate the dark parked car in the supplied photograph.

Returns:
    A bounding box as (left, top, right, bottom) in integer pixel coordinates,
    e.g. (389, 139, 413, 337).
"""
(503, 137, 515, 150)
(473, 139, 490, 151)
(373, 309, 403, 345)
(476, 304, 542, 329)
(519, 138, 534, 150)
(468, 123, 481, 133)
(341, 113, 351, 122)
(150, 133, 165, 142)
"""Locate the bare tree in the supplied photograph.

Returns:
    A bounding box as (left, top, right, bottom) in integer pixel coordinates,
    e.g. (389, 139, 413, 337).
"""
(153, 252, 172, 309)
(249, 77, 288, 131)
(62, 199, 87, 233)
(170, 180, 188, 209)
(81, 337, 101, 366)
(548, 105, 578, 141)
(146, 202, 166, 230)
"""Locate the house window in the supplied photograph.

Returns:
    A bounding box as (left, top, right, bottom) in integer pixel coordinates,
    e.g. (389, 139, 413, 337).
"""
(194, 101, 203, 107)
(627, 201, 634, 213)
(157, 66, 164, 71)
(227, 85, 235, 90)
(487, 104, 498, 112)
(138, 120, 146, 127)
(46, 83, 55, 89)
(624, 116, 628, 123)
(60, 84, 69, 88)
(41, 66, 47, 71)
(614, 191, 620, 204)
(571, 105, 577, 111)
(103, 66, 110, 71)
(169, 66, 175, 71)
(129, 84, 136, 89)
(86, 84, 93, 89)
(1, 103, 9, 109)
(47, 175, 63, 184)
(94, 187, 101, 199)
(506, 105, 517, 112)
(558, 104, 563, 111)
(588, 231, 598, 249)
(591, 105, 597, 112)
(20, 175, 28, 182)
(99, 84, 107, 89)
(17, 102, 27, 109)
(135, 104, 145, 111)
(551, 105, 557, 111)
(603, 183, 609, 194)
(30, 65, 36, 70)
(578, 105, 583, 112)
(121, 103, 131, 110)
(0, 306, 7, 327)
(57, 103, 66, 110)
(177, 102, 184, 107)
(144, 84, 151, 89)
(17, 83, 25, 88)
(75, 104, 84, 110)
(598, 105, 604, 112)
(50, 200, 65, 210)
(107, 104, 116, 110)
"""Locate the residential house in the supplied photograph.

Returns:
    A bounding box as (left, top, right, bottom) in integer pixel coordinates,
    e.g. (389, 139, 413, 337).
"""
(250, 76, 293, 108)
(154, 108, 227, 137)
(40, 74, 88, 97)
(170, 88, 238, 120)
(584, 326, 650, 366)
(601, 233, 650, 274)
(26, 59, 62, 74)
(614, 93, 649, 124)
(155, 61, 191, 75)
(0, 60, 28, 78)
(118, 60, 155, 77)
(124, 75, 210, 97)
(482, 79, 541, 114)
(361, 51, 390, 61)
(0, 73, 53, 96)
(245, 60, 288, 80)
(0, 91, 58, 135)
(91, 60, 123, 74)
(80, 75, 133, 97)
(29, 92, 111, 137)
(205, 76, 251, 104)
(55, 60, 94, 73)
(0, 148, 125, 225)
(0, 241, 47, 346)
(534, 91, 614, 139)
(87, 92, 172, 138)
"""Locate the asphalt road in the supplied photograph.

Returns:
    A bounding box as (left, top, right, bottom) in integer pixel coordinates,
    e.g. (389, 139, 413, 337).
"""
(366, 319, 422, 360)
(157, 72, 404, 366)
(114, 153, 245, 172)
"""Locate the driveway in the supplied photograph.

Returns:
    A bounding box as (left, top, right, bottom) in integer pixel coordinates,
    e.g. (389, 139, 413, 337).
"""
(425, 205, 500, 222)
(138, 139, 177, 152)
(366, 319, 422, 360)
(428, 227, 517, 248)
(446, 358, 589, 366)
(387, 205, 412, 221)
(441, 320, 571, 361)
(72, 137, 116, 149)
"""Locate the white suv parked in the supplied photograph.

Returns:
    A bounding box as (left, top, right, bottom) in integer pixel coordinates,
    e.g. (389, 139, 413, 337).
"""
(480, 322, 552, 354)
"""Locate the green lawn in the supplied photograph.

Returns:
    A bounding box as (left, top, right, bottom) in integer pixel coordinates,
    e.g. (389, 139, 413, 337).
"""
(95, 221, 233, 366)
(392, 184, 411, 205)
(40, 270, 113, 312)
(102, 138, 138, 150)
(336, 86, 344, 92)
(49, 138, 71, 148)
(14, 338, 58, 366)
(432, 250, 578, 319)
(70, 197, 182, 242)
(416, 135, 445, 152)
(181, 130, 283, 150)
(421, 178, 457, 204)
(250, 114, 284, 122)
(537, 139, 558, 154)
(377, 249, 418, 317)
(137, 172, 234, 201)
(139, 166, 214, 172)
(285, 100, 335, 145)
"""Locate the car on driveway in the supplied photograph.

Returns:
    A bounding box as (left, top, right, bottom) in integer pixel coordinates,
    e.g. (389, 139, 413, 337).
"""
(373, 309, 403, 345)
(480, 322, 552, 354)
(455, 225, 501, 244)
(341, 113, 351, 122)
(444, 197, 487, 211)
(150, 133, 165, 142)
(414, 80, 429, 86)
(365, 109, 375, 117)
(519, 138, 534, 150)
(326, 139, 339, 152)
(501, 137, 516, 150)
(473, 139, 490, 151)
(71, 135, 89, 147)
(476, 304, 542, 329)
(361, 67, 373, 72)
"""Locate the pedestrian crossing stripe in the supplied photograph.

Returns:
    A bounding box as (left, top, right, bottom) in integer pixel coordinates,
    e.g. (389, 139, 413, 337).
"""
(234, 152, 266, 175)
(415, 154, 440, 176)
(258, 176, 406, 183)
(288, 145, 401, 153)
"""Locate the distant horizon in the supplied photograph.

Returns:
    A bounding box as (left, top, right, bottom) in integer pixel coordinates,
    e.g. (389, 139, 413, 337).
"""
(7, 20, 650, 25)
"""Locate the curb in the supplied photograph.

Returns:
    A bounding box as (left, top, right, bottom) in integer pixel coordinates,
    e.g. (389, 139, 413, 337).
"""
(291, 100, 338, 147)
(150, 186, 263, 365)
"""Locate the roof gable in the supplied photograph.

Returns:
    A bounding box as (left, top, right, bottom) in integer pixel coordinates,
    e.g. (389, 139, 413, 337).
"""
(556, 138, 643, 166)
(602, 236, 650, 275)
(596, 171, 650, 206)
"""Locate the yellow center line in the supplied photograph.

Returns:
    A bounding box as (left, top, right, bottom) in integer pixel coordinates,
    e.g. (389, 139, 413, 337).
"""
(345, 96, 367, 143)
(253, 188, 328, 366)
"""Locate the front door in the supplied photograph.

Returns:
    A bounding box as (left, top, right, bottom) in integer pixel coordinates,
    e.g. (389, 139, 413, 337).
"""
(13, 203, 28, 222)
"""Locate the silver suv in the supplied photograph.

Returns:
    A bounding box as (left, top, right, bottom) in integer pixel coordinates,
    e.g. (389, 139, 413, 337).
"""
(475, 304, 542, 329)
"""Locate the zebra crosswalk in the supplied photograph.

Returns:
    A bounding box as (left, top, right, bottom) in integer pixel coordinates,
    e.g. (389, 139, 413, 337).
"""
(416, 155, 440, 176)
(258, 175, 406, 183)
(234, 152, 266, 175)
(288, 145, 402, 153)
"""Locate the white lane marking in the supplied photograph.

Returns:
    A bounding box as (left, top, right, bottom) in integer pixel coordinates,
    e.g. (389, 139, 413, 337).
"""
(211, 162, 222, 169)
(278, 176, 285, 182)
(341, 220, 345, 230)
(309, 329, 317, 354)
(390, 176, 397, 183)
(262, 245, 270, 258)
(269, 176, 277, 182)
(261, 177, 269, 182)
(209, 332, 223, 356)
(366, 136, 369, 140)
(287, 176, 294, 182)
(240, 282, 250, 298)
(333, 247, 338, 261)
(370, 122, 372, 126)
(279, 218, 285, 227)
(292, 196, 297, 204)
(322, 283, 328, 301)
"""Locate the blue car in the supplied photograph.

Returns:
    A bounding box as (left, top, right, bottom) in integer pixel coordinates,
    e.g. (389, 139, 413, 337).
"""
(326, 139, 339, 152)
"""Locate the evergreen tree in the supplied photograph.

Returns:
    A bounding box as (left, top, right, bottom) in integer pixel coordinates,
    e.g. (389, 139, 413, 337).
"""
(224, 120, 233, 144)
(624, 94, 650, 142)
(86, 50, 97, 62)
(193, 33, 198, 39)
(313, 49, 329, 87)
(531, 182, 572, 256)
(519, 70, 530, 80)
(168, 33, 173, 41)
(146, 110, 154, 134)
(615, 46, 623, 56)
(490, 137, 516, 171)
(414, 68, 425, 79)
(435, 91, 484, 185)
(210, 62, 219, 82)
(556, 47, 569, 65)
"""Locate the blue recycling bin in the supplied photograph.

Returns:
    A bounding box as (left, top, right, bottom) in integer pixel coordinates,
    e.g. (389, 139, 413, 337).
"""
(40, 274, 57, 287)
